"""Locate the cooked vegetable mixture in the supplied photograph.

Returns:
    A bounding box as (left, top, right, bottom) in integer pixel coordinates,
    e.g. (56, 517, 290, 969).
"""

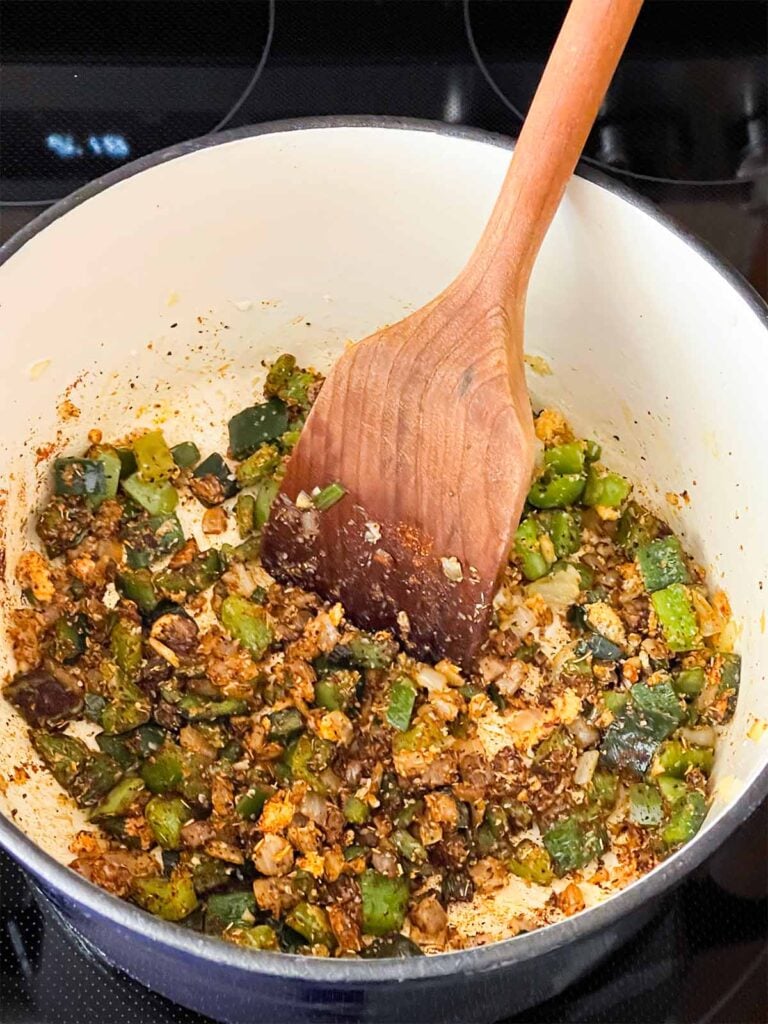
(4, 355, 740, 956)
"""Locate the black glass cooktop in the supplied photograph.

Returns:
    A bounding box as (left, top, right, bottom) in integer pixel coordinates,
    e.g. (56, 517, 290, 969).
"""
(1, 3, 767, 1022)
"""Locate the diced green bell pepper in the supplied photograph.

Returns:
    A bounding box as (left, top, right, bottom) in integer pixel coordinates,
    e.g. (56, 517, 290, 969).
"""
(134, 430, 176, 483)
(235, 783, 275, 820)
(52, 613, 88, 663)
(88, 448, 122, 506)
(226, 925, 279, 950)
(178, 695, 249, 721)
(219, 594, 273, 659)
(116, 567, 159, 615)
(69, 753, 123, 807)
(359, 870, 410, 936)
(657, 773, 688, 804)
(662, 790, 707, 847)
(652, 584, 701, 652)
(346, 633, 396, 669)
(616, 501, 666, 555)
(344, 795, 371, 824)
(628, 782, 664, 826)
(205, 891, 257, 935)
(54, 457, 106, 498)
(267, 707, 305, 741)
(122, 512, 185, 568)
(145, 795, 192, 849)
(31, 731, 90, 789)
(386, 677, 417, 732)
(122, 474, 178, 515)
(286, 902, 335, 948)
(637, 536, 689, 592)
(141, 747, 185, 793)
(110, 616, 143, 682)
(90, 776, 145, 820)
(131, 873, 198, 921)
(600, 681, 683, 776)
(542, 815, 607, 875)
(673, 667, 706, 697)
(656, 740, 714, 777)
(228, 398, 290, 460)
(716, 653, 741, 720)
(314, 670, 359, 711)
(506, 839, 555, 885)
(170, 441, 201, 469)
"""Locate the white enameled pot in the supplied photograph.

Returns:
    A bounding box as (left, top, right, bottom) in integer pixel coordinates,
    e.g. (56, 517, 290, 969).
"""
(0, 118, 766, 1024)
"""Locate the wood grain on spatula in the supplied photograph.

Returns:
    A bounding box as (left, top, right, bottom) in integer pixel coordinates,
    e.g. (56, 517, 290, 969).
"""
(262, 0, 643, 669)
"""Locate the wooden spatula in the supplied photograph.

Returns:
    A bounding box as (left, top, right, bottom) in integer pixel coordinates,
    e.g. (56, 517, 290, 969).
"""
(262, 0, 643, 669)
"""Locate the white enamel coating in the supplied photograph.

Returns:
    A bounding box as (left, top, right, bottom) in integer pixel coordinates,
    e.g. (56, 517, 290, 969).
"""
(0, 126, 766, 886)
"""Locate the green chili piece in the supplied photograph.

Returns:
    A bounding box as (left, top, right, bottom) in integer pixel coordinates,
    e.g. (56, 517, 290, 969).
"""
(583, 466, 631, 508)
(265, 354, 318, 410)
(662, 790, 707, 847)
(359, 870, 410, 936)
(542, 815, 607, 876)
(538, 509, 582, 558)
(90, 776, 145, 820)
(131, 873, 198, 922)
(228, 398, 290, 460)
(544, 442, 586, 475)
(343, 796, 371, 824)
(505, 839, 555, 885)
(236, 783, 275, 820)
(285, 902, 336, 948)
(312, 482, 347, 511)
(628, 782, 664, 827)
(235, 493, 257, 538)
(514, 516, 553, 581)
(651, 584, 701, 652)
(122, 474, 178, 515)
(386, 677, 417, 732)
(236, 444, 280, 487)
(528, 472, 587, 509)
(637, 536, 690, 592)
(178, 695, 249, 721)
(255, 478, 280, 528)
(170, 441, 201, 469)
(219, 594, 273, 659)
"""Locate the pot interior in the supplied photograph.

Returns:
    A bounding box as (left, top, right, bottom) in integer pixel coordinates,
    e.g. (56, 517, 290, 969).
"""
(0, 123, 766, 890)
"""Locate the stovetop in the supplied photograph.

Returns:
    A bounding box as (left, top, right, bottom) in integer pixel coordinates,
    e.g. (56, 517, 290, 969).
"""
(1, 2, 767, 1022)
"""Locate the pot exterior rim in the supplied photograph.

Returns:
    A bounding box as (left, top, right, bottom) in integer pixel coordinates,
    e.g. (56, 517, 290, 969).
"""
(1, 114, 766, 986)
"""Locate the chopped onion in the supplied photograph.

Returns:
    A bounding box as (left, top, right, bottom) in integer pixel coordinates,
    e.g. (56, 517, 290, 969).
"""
(526, 565, 581, 612)
(680, 724, 717, 748)
(574, 750, 600, 786)
(510, 603, 538, 639)
(690, 589, 725, 637)
(416, 666, 448, 692)
(568, 715, 601, 749)
(300, 791, 329, 825)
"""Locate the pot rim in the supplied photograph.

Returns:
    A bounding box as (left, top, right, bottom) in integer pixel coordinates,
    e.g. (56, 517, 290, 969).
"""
(1, 114, 767, 985)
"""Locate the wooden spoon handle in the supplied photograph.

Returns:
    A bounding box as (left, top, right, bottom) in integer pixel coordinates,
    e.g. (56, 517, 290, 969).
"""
(471, 0, 643, 304)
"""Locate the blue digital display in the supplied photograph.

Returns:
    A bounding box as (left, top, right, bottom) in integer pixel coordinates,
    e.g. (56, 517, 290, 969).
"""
(45, 132, 131, 160)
